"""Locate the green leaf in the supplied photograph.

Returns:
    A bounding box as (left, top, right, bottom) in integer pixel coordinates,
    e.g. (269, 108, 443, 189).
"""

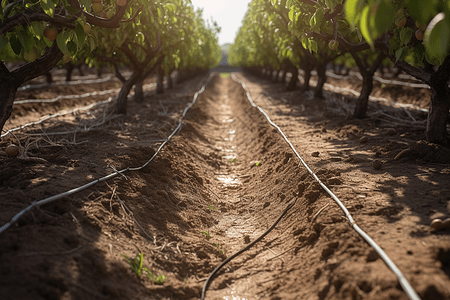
(75, 23, 86, 48)
(41, 0, 55, 17)
(288, 6, 295, 22)
(9, 35, 22, 55)
(0, 35, 7, 53)
(371, 1, 394, 38)
(399, 27, 412, 46)
(414, 43, 425, 63)
(359, 5, 372, 46)
(31, 22, 44, 39)
(345, 0, 365, 27)
(424, 12, 450, 65)
(56, 30, 70, 53)
(395, 46, 404, 62)
(406, 0, 438, 25)
(88, 35, 97, 52)
(309, 39, 318, 53)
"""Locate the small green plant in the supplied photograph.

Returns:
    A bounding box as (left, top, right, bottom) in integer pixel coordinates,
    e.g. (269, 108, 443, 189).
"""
(202, 231, 212, 240)
(220, 72, 230, 78)
(184, 278, 189, 283)
(255, 161, 261, 166)
(214, 243, 225, 255)
(122, 253, 167, 285)
(144, 268, 167, 285)
(229, 158, 237, 162)
(122, 253, 144, 278)
(208, 205, 217, 210)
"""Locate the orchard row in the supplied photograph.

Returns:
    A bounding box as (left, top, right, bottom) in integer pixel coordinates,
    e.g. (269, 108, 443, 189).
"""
(229, 0, 450, 146)
(0, 0, 222, 137)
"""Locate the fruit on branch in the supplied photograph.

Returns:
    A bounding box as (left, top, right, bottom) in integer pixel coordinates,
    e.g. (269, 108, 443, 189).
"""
(328, 39, 339, 50)
(395, 16, 407, 27)
(23, 48, 38, 62)
(415, 29, 424, 41)
(117, 0, 127, 7)
(92, 2, 103, 13)
(43, 26, 58, 41)
(83, 23, 91, 34)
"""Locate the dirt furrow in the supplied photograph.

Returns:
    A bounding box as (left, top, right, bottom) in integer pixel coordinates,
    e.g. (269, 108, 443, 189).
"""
(1, 73, 449, 300)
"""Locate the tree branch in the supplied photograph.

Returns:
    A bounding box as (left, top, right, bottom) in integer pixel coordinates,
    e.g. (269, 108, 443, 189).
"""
(396, 60, 431, 83)
(120, 5, 143, 23)
(369, 53, 385, 75)
(119, 42, 140, 68)
(11, 42, 63, 85)
(324, 4, 343, 20)
(0, 10, 76, 35)
(66, 0, 127, 28)
(0, 62, 11, 77)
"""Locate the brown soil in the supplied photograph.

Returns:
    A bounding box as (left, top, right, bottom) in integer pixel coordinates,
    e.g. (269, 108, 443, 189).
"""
(0, 71, 450, 300)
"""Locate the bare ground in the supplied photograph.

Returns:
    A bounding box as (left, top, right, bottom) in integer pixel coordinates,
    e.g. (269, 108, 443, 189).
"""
(0, 71, 450, 300)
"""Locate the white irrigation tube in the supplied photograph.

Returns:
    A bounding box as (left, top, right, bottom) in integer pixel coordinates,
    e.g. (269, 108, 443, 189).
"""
(1, 98, 113, 138)
(296, 73, 429, 113)
(15, 83, 156, 105)
(3, 83, 161, 137)
(18, 75, 115, 91)
(356, 73, 430, 89)
(231, 72, 421, 300)
(15, 88, 120, 105)
(0, 73, 215, 236)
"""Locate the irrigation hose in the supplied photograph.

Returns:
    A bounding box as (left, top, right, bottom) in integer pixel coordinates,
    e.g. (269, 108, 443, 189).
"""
(0, 73, 215, 235)
(230, 73, 421, 300)
(201, 197, 297, 300)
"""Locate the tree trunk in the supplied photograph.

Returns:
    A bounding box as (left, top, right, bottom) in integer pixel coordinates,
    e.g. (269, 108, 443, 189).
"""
(314, 65, 326, 98)
(426, 74, 450, 145)
(116, 71, 142, 114)
(156, 64, 164, 94)
(134, 78, 144, 103)
(353, 73, 374, 118)
(280, 67, 287, 84)
(0, 43, 63, 139)
(167, 70, 173, 89)
(97, 67, 102, 78)
(0, 78, 19, 137)
(77, 64, 84, 76)
(273, 69, 280, 83)
(45, 72, 53, 84)
(286, 66, 298, 91)
(66, 63, 74, 82)
(302, 64, 313, 91)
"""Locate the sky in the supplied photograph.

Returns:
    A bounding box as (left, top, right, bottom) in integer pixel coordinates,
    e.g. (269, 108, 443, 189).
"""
(190, 0, 252, 45)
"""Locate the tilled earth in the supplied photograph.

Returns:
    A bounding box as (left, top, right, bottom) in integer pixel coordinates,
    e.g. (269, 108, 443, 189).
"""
(0, 71, 450, 300)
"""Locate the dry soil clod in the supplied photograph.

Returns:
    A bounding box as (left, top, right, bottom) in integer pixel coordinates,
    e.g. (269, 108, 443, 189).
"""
(442, 218, 450, 229)
(372, 159, 382, 169)
(430, 219, 445, 230)
(359, 136, 369, 144)
(5, 144, 19, 156)
(386, 128, 397, 136)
